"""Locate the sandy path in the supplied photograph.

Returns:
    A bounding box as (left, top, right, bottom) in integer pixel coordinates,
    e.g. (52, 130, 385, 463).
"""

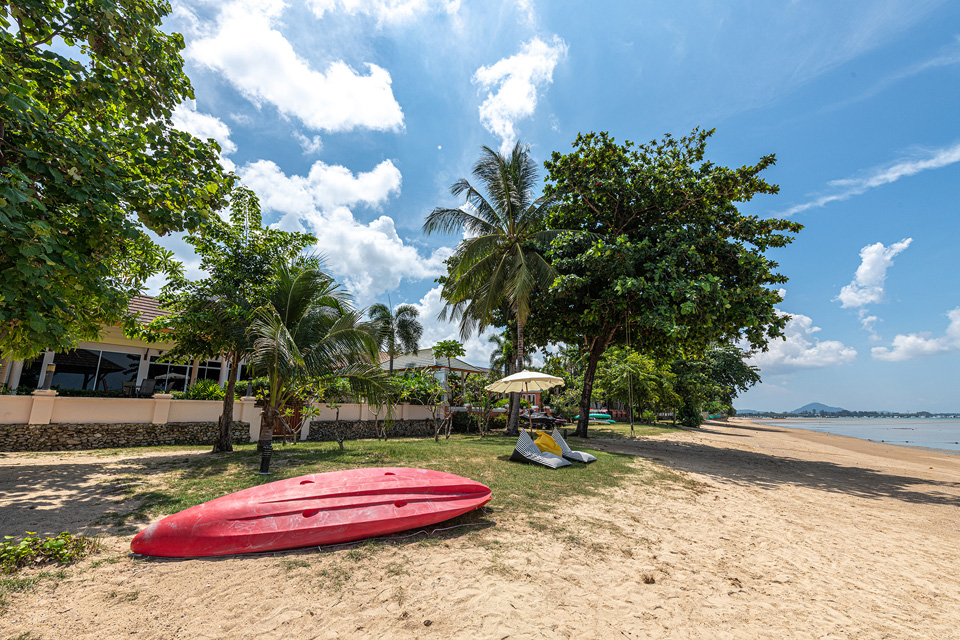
(1, 420, 958, 639)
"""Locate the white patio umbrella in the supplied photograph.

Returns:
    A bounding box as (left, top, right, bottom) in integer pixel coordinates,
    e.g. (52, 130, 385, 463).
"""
(485, 370, 564, 431)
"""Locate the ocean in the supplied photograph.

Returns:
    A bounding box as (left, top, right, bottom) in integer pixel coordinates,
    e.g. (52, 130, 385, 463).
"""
(753, 418, 960, 454)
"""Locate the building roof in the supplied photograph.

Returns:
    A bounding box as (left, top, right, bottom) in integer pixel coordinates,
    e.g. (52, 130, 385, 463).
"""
(380, 348, 488, 375)
(128, 295, 170, 324)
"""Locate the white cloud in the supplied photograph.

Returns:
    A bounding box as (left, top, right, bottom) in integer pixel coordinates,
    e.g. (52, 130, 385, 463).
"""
(836, 238, 912, 308)
(294, 132, 324, 155)
(473, 36, 568, 152)
(410, 285, 494, 367)
(172, 101, 237, 155)
(782, 142, 960, 216)
(187, 0, 404, 133)
(871, 308, 960, 362)
(747, 311, 857, 374)
(307, 0, 460, 24)
(238, 159, 451, 303)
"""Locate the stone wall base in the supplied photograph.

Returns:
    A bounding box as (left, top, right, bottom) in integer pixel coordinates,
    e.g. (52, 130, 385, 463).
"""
(307, 419, 434, 441)
(0, 421, 249, 452)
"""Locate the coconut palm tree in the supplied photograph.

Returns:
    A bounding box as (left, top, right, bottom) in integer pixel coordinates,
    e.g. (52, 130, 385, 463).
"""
(250, 259, 387, 467)
(488, 331, 530, 377)
(423, 142, 559, 434)
(368, 301, 423, 374)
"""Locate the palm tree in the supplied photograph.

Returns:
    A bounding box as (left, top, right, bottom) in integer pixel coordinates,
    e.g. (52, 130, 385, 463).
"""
(250, 260, 387, 467)
(423, 142, 559, 434)
(488, 331, 530, 377)
(368, 301, 423, 374)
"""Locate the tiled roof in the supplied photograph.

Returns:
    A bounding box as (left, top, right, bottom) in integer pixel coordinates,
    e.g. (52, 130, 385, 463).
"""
(381, 348, 488, 374)
(128, 295, 169, 324)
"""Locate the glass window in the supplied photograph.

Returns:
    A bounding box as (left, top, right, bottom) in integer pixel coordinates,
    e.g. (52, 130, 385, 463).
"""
(97, 351, 140, 391)
(51, 349, 101, 390)
(147, 356, 190, 392)
(19, 356, 45, 389)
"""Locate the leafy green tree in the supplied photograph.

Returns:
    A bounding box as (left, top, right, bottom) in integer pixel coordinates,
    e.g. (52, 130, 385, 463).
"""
(368, 301, 422, 374)
(249, 260, 386, 468)
(432, 339, 465, 439)
(0, 0, 233, 360)
(148, 187, 314, 452)
(487, 330, 530, 378)
(703, 342, 761, 413)
(423, 142, 559, 434)
(532, 129, 802, 437)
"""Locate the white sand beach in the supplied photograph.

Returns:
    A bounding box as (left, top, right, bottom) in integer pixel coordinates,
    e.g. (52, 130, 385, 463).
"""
(2, 419, 958, 639)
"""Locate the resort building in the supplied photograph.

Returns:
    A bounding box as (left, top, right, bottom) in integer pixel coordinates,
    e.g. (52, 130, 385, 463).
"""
(0, 296, 239, 394)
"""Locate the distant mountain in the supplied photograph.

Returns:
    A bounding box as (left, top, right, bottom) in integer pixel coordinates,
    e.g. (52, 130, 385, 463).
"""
(735, 409, 761, 414)
(790, 402, 844, 414)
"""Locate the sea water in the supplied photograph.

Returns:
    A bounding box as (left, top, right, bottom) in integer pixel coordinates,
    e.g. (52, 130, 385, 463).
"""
(754, 418, 960, 454)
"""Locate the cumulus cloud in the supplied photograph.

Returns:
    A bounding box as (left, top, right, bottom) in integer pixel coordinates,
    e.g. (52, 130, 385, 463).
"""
(747, 311, 857, 374)
(836, 238, 912, 308)
(473, 36, 568, 152)
(307, 0, 460, 24)
(237, 159, 451, 303)
(871, 308, 960, 362)
(782, 141, 960, 216)
(294, 132, 324, 155)
(186, 0, 403, 133)
(172, 101, 237, 155)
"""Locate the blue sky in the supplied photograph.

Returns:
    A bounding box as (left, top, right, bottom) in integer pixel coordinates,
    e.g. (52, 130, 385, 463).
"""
(156, 0, 960, 412)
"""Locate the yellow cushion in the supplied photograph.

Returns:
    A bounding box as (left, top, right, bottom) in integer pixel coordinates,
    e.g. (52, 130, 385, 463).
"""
(534, 431, 562, 457)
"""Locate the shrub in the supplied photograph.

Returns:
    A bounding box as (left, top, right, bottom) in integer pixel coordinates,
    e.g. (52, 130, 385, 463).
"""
(451, 411, 477, 433)
(172, 379, 226, 401)
(677, 401, 704, 428)
(1, 532, 97, 573)
(52, 388, 123, 398)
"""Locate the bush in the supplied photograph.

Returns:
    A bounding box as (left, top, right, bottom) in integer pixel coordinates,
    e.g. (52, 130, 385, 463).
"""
(451, 411, 478, 433)
(51, 387, 123, 398)
(1, 532, 97, 573)
(488, 414, 507, 431)
(677, 401, 704, 428)
(172, 379, 226, 401)
(641, 409, 656, 423)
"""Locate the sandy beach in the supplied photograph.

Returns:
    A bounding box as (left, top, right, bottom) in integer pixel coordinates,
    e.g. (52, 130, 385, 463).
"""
(2, 419, 959, 639)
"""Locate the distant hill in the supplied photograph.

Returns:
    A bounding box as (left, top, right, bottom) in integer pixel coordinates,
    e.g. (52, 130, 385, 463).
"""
(735, 409, 761, 414)
(790, 402, 844, 414)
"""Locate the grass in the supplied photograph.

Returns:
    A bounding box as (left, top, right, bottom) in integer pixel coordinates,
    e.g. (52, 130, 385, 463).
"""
(68, 424, 688, 531)
(0, 570, 67, 615)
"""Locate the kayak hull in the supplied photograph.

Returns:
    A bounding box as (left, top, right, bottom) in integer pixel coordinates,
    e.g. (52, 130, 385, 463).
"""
(130, 467, 492, 558)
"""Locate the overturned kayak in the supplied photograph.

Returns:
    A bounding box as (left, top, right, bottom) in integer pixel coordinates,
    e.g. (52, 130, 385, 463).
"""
(131, 467, 492, 558)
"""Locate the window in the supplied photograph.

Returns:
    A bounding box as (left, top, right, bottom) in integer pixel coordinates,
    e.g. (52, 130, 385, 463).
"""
(50, 349, 139, 391)
(147, 356, 191, 393)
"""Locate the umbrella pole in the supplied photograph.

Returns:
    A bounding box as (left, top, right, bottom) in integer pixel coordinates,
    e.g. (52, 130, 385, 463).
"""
(526, 382, 534, 433)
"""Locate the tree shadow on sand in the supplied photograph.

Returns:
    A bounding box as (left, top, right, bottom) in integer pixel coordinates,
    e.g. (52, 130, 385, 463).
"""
(593, 427, 960, 508)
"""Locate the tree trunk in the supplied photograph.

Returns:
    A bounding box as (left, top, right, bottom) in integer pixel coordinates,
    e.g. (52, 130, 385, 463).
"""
(258, 404, 278, 451)
(576, 335, 609, 438)
(506, 321, 525, 436)
(213, 352, 239, 453)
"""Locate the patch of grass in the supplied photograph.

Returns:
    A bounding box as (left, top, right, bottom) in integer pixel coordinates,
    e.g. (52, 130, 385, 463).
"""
(384, 561, 409, 577)
(316, 563, 351, 591)
(7, 632, 41, 640)
(0, 570, 65, 615)
(63, 430, 692, 531)
(106, 589, 139, 601)
(89, 555, 125, 570)
(1, 532, 98, 574)
(279, 558, 311, 572)
(562, 421, 683, 441)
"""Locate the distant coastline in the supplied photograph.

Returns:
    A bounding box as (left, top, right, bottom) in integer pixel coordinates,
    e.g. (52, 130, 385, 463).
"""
(745, 416, 960, 454)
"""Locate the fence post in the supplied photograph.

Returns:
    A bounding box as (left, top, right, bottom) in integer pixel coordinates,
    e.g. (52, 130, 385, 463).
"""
(151, 393, 173, 424)
(28, 389, 57, 425)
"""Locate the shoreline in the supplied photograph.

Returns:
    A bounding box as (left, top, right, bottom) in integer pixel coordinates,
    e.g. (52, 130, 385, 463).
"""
(736, 416, 960, 457)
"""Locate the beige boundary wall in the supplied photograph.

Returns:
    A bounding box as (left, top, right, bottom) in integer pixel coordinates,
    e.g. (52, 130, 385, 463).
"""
(0, 394, 438, 446)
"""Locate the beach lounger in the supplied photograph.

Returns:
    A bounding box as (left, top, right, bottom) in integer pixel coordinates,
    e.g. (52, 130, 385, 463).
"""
(509, 429, 571, 469)
(551, 428, 597, 463)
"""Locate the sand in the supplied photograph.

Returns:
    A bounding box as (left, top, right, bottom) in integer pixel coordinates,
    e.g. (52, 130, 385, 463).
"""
(2, 419, 959, 639)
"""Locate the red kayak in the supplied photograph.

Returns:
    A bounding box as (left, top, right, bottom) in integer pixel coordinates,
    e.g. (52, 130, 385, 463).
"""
(130, 467, 491, 558)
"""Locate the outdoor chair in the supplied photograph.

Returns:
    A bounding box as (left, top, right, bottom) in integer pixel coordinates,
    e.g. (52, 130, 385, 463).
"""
(122, 381, 136, 398)
(509, 429, 571, 469)
(137, 379, 156, 398)
(551, 428, 597, 463)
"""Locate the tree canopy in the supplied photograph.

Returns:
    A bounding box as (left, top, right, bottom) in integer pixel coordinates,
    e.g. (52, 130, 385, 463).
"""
(530, 129, 802, 436)
(0, 0, 233, 360)
(148, 187, 314, 451)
